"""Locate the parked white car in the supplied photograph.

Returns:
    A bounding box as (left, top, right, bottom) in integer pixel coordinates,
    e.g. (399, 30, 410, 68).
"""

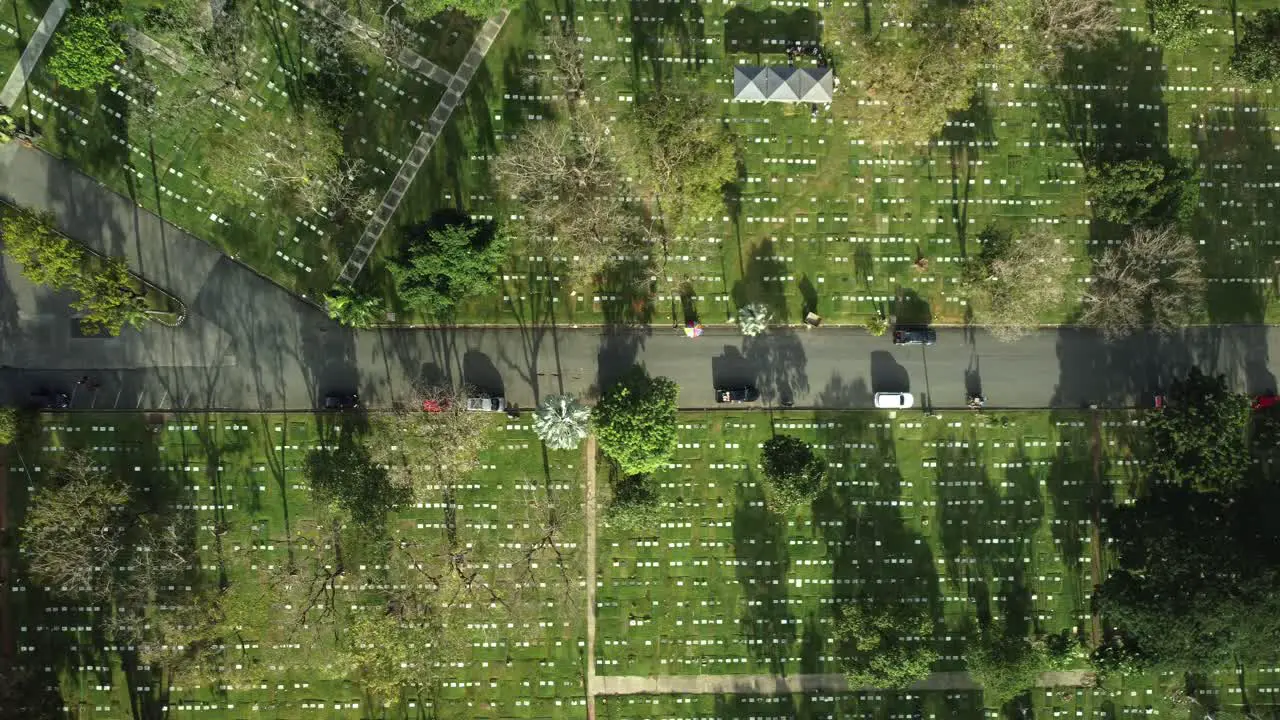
(873, 392, 914, 409)
(466, 395, 507, 412)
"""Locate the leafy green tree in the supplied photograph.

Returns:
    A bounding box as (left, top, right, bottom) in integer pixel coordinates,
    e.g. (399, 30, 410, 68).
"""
(74, 258, 150, 336)
(1084, 158, 1194, 226)
(0, 408, 16, 445)
(47, 4, 126, 91)
(1, 209, 85, 289)
(604, 471, 661, 530)
(403, 0, 507, 20)
(325, 286, 385, 328)
(1090, 630, 1150, 678)
(1231, 9, 1280, 84)
(336, 603, 455, 702)
(0, 109, 16, 143)
(967, 631, 1048, 706)
(1146, 367, 1251, 493)
(1148, 0, 1202, 51)
(617, 91, 738, 233)
(1095, 483, 1280, 670)
(834, 600, 937, 688)
(389, 222, 509, 317)
(759, 435, 825, 511)
(593, 368, 679, 476)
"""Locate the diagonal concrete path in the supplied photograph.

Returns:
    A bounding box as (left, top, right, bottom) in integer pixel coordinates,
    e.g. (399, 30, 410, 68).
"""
(0, 0, 68, 108)
(2, 146, 1280, 411)
(338, 9, 509, 283)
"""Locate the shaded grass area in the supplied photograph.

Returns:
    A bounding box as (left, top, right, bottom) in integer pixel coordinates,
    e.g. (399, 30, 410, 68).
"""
(0, 0, 51, 76)
(2, 411, 585, 719)
(363, 0, 1280, 326)
(595, 410, 1124, 678)
(12, 0, 463, 300)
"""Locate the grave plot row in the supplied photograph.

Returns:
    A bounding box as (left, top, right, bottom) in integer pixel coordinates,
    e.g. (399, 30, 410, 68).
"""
(594, 412, 1133, 677)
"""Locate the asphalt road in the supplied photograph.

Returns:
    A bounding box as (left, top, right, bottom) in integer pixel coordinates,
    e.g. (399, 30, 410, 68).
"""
(1, 145, 1278, 412)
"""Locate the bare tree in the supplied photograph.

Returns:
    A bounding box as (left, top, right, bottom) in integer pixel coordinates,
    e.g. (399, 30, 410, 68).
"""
(21, 452, 131, 598)
(962, 226, 1075, 342)
(21, 452, 190, 602)
(526, 26, 587, 101)
(493, 108, 644, 284)
(1030, 0, 1116, 51)
(1080, 225, 1205, 339)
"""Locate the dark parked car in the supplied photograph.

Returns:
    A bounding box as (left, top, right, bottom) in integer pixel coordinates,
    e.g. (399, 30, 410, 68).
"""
(892, 327, 937, 346)
(716, 386, 760, 403)
(323, 393, 360, 410)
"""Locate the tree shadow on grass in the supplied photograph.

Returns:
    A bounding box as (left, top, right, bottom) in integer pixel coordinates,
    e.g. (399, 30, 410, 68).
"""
(627, 0, 706, 89)
(732, 474, 795, 674)
(812, 416, 942, 671)
(722, 7, 820, 57)
(732, 238, 791, 323)
(1191, 102, 1280, 324)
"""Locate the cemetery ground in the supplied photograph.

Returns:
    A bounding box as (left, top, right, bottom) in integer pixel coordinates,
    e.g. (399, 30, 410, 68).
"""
(10, 0, 1280, 328)
(365, 0, 1280, 327)
(6, 408, 1280, 718)
(9, 0, 468, 299)
(0, 0, 51, 73)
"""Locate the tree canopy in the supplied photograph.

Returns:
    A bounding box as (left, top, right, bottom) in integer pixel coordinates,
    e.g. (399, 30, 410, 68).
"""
(1095, 366, 1280, 672)
(389, 222, 509, 317)
(21, 452, 187, 602)
(1148, 0, 1202, 51)
(402, 0, 507, 20)
(961, 226, 1074, 342)
(1144, 367, 1251, 493)
(494, 109, 643, 284)
(533, 394, 591, 451)
(834, 599, 937, 688)
(759, 435, 825, 511)
(594, 368, 679, 476)
(616, 91, 738, 233)
(1231, 9, 1280, 84)
(967, 631, 1049, 707)
(1084, 158, 1194, 227)
(47, 4, 126, 91)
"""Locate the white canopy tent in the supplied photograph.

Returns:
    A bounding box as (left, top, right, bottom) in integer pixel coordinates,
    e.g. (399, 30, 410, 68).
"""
(733, 65, 833, 103)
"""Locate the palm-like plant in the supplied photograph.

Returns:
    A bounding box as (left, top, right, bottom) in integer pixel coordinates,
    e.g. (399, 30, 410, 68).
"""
(0, 111, 15, 144)
(533, 394, 591, 450)
(325, 287, 384, 328)
(737, 303, 770, 337)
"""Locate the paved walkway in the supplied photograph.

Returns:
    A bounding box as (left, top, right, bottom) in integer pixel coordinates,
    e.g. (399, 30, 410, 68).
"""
(294, 0, 452, 85)
(0, 0, 69, 108)
(584, 434, 599, 720)
(594, 670, 1093, 696)
(338, 9, 510, 284)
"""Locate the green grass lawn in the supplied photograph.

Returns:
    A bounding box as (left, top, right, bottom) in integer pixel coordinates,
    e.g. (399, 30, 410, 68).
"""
(11, 0, 460, 300)
(361, 0, 1280, 327)
(595, 410, 1139, 678)
(0, 0, 52, 78)
(5, 409, 1280, 716)
(4, 411, 585, 719)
